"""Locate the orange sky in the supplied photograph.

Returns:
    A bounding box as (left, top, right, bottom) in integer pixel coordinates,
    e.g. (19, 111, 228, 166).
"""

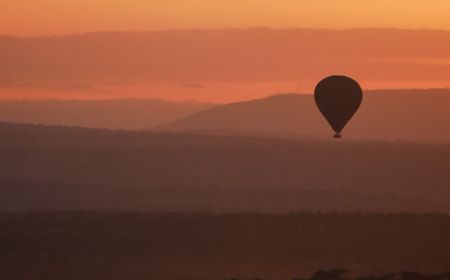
(1, 27, 450, 102)
(2, 0, 450, 36)
(1, 1, 450, 102)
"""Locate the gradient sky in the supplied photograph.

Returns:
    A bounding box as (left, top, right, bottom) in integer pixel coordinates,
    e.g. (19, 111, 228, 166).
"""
(2, 0, 450, 36)
(1, 1, 450, 102)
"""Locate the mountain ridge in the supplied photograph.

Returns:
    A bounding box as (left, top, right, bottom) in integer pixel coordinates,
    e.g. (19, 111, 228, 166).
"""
(154, 89, 450, 142)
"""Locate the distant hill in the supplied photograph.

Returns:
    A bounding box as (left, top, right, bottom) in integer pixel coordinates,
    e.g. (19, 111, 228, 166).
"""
(155, 89, 450, 142)
(0, 99, 215, 129)
(0, 122, 449, 213)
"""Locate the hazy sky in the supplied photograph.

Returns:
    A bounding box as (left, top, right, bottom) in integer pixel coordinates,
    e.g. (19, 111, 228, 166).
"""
(1, 1, 450, 102)
(2, 0, 450, 36)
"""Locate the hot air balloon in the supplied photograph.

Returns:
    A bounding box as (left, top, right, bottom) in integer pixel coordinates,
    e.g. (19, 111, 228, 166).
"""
(314, 75, 363, 138)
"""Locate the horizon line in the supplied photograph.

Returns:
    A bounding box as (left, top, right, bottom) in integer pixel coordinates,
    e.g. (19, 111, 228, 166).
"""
(2, 26, 450, 38)
(1, 87, 450, 103)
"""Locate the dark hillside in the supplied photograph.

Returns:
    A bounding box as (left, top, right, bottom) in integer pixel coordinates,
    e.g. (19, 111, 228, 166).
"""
(0, 123, 449, 212)
(156, 90, 450, 142)
(1, 212, 449, 280)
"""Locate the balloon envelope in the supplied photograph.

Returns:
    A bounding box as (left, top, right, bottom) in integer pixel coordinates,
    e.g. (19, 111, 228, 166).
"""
(314, 76, 363, 138)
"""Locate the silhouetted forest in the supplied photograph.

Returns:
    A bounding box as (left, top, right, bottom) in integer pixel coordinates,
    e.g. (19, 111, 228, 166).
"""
(0, 122, 449, 212)
(2, 179, 450, 213)
(1, 212, 449, 280)
(1, 123, 449, 278)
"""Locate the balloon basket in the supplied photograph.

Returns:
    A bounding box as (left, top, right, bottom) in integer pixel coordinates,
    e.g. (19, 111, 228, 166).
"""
(334, 134, 342, 139)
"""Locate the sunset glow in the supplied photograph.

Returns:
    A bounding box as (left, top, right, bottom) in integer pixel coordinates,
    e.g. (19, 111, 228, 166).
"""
(1, 1, 450, 102)
(2, 0, 450, 36)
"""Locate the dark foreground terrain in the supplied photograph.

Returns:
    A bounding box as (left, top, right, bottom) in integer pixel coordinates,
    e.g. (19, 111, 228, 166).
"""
(0, 122, 449, 213)
(1, 123, 449, 279)
(300, 270, 450, 280)
(1, 212, 449, 280)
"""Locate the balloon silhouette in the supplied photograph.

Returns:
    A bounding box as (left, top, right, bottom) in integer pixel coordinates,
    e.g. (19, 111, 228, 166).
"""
(314, 76, 363, 138)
